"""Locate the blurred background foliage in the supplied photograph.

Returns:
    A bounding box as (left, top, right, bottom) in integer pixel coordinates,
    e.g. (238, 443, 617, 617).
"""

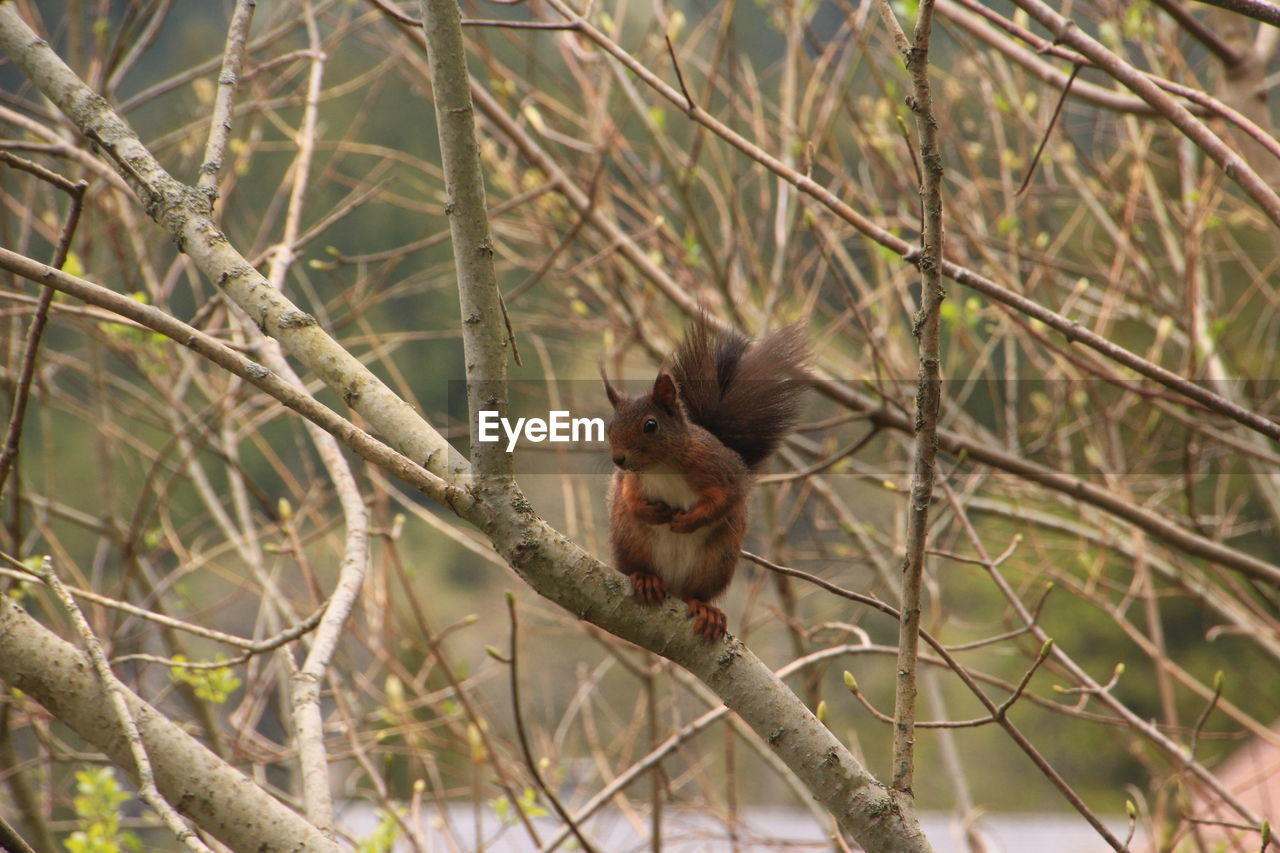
(1, 0, 1277, 848)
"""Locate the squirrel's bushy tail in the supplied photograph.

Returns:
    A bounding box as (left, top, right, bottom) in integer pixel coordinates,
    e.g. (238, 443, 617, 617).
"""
(670, 321, 810, 469)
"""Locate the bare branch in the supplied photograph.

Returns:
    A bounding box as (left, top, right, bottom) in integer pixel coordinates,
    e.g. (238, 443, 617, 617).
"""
(0, 4, 466, 483)
(1193, 0, 1280, 26)
(1007, 0, 1280, 229)
(0, 591, 342, 853)
(888, 0, 946, 798)
(33, 557, 211, 852)
(0, 154, 86, 497)
(196, 0, 256, 201)
(419, 0, 512, 484)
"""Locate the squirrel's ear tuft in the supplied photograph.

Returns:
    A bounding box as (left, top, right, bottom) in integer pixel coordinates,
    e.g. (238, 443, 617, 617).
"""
(600, 362, 622, 409)
(653, 373, 681, 414)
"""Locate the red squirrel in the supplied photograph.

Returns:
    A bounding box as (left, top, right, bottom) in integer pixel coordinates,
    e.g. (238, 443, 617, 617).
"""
(601, 322, 809, 641)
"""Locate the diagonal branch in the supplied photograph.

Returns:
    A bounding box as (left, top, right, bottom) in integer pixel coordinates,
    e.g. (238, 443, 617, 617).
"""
(1193, 0, 1280, 26)
(32, 557, 211, 852)
(0, 591, 343, 853)
(0, 153, 86, 498)
(0, 3, 466, 484)
(0, 247, 461, 513)
(1006, 0, 1280, 230)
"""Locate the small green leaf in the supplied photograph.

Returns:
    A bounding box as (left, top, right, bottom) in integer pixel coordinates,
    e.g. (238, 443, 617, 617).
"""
(518, 786, 549, 819)
(170, 655, 242, 704)
(62, 251, 84, 278)
(356, 807, 403, 853)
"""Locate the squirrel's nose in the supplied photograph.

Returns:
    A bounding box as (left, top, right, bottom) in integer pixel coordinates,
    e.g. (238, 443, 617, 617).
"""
(612, 453, 626, 469)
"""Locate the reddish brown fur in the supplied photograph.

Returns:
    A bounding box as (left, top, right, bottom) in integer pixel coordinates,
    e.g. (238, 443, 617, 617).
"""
(603, 323, 809, 642)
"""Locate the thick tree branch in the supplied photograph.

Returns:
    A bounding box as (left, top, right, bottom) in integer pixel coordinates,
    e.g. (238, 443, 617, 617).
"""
(0, 593, 342, 853)
(0, 3, 466, 483)
(419, 0, 512, 484)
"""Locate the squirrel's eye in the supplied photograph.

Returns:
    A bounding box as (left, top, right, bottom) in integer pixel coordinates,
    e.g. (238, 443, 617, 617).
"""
(643, 417, 658, 434)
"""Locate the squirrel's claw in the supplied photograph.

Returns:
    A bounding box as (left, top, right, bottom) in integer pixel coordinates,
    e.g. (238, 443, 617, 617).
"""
(685, 599, 727, 642)
(631, 572, 668, 605)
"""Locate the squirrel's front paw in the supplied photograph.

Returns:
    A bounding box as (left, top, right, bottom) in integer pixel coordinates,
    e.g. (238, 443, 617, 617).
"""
(635, 500, 675, 525)
(631, 572, 668, 605)
(668, 511, 706, 533)
(685, 599, 727, 642)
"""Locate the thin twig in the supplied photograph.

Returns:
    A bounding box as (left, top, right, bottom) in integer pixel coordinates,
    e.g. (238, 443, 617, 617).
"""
(1016, 62, 1081, 197)
(743, 550, 1128, 851)
(34, 557, 211, 851)
(1148, 0, 1243, 66)
(1, 552, 328, 654)
(504, 594, 599, 853)
(196, 0, 256, 201)
(890, 0, 945, 798)
(1192, 0, 1280, 27)
(757, 426, 881, 483)
(664, 35, 695, 112)
(1186, 670, 1224, 761)
(462, 18, 578, 29)
(844, 639, 1052, 728)
(0, 813, 37, 853)
(1123, 802, 1138, 849)
(0, 153, 87, 498)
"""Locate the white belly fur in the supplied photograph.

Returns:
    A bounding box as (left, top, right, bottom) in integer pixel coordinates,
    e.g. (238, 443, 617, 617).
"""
(637, 467, 712, 595)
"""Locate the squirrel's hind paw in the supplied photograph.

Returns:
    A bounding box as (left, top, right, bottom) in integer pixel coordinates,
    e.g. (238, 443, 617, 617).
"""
(631, 572, 668, 605)
(685, 599, 727, 642)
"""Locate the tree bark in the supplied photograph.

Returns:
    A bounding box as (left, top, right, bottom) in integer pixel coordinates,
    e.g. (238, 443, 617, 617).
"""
(0, 594, 342, 853)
